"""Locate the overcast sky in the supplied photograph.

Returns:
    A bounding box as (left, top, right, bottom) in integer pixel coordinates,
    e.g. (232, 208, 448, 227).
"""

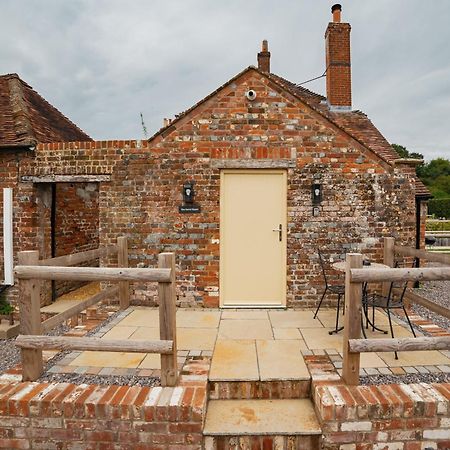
(1, 0, 449, 160)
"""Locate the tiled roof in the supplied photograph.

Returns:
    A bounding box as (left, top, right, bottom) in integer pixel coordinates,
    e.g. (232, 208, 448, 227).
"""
(0, 73, 91, 147)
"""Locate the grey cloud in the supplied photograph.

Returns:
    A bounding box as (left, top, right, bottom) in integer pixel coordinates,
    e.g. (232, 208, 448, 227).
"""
(1, 0, 449, 160)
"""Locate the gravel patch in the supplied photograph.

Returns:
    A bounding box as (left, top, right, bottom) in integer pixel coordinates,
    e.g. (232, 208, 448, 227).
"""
(38, 309, 161, 387)
(0, 323, 70, 374)
(38, 372, 160, 387)
(361, 372, 449, 385)
(0, 309, 161, 387)
(413, 277, 450, 331)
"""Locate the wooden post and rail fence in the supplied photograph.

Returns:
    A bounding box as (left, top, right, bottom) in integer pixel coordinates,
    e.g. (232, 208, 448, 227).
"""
(14, 237, 178, 387)
(342, 237, 450, 385)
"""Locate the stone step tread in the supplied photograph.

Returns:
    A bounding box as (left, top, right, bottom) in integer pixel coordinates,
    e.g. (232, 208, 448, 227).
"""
(203, 399, 322, 436)
(209, 340, 311, 382)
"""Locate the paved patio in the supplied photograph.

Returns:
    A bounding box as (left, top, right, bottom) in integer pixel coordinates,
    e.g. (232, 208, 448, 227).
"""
(51, 306, 450, 380)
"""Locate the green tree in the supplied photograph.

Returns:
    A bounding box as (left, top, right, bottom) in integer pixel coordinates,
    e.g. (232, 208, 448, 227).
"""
(391, 143, 423, 160)
(391, 144, 450, 203)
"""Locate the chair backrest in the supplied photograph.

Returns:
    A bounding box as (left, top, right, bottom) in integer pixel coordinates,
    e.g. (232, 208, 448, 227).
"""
(387, 259, 416, 305)
(317, 249, 329, 288)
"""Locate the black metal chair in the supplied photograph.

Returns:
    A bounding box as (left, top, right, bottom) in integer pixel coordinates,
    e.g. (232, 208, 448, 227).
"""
(313, 249, 345, 333)
(362, 260, 417, 359)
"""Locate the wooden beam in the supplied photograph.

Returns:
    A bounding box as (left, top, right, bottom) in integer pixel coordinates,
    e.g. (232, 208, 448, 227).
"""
(342, 253, 362, 386)
(41, 286, 119, 333)
(349, 336, 450, 353)
(15, 335, 173, 354)
(158, 252, 178, 387)
(351, 267, 450, 283)
(210, 159, 296, 169)
(15, 266, 171, 283)
(394, 245, 450, 265)
(39, 245, 117, 267)
(18, 251, 43, 381)
(21, 175, 111, 183)
(383, 237, 395, 296)
(117, 237, 130, 310)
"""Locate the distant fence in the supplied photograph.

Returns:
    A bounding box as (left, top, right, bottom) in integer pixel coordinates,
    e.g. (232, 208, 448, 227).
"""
(14, 237, 178, 386)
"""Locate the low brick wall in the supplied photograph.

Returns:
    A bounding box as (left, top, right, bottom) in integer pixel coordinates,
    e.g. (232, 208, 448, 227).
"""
(0, 381, 206, 449)
(314, 381, 450, 449)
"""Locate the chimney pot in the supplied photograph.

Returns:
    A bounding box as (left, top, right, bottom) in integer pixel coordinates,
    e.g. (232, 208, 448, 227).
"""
(325, 5, 351, 110)
(257, 40, 271, 73)
(331, 4, 342, 22)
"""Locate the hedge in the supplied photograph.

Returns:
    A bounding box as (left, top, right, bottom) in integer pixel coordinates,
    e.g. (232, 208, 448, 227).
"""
(428, 198, 450, 219)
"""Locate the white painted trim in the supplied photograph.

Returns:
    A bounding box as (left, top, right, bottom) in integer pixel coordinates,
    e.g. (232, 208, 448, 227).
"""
(3, 188, 14, 285)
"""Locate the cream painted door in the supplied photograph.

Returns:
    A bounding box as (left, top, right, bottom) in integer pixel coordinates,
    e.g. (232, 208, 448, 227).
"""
(220, 170, 287, 307)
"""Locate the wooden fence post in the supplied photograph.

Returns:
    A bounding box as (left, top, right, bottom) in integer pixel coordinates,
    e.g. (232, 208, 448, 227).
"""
(342, 253, 362, 386)
(117, 237, 130, 310)
(18, 250, 43, 381)
(158, 252, 177, 386)
(383, 237, 395, 296)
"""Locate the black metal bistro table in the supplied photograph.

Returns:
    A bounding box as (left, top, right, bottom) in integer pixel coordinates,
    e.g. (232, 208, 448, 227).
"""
(329, 261, 389, 335)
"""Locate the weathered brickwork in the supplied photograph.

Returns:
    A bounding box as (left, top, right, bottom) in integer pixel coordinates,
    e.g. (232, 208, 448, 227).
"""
(29, 69, 418, 308)
(314, 382, 450, 450)
(0, 381, 206, 449)
(0, 151, 100, 305)
(54, 182, 99, 297)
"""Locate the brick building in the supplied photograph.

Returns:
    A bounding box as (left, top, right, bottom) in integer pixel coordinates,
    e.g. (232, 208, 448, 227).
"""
(0, 73, 95, 303)
(6, 5, 430, 308)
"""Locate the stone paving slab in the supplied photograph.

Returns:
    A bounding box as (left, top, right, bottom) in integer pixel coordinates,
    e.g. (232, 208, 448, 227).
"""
(269, 310, 322, 328)
(256, 340, 309, 381)
(209, 340, 259, 381)
(118, 309, 160, 327)
(176, 310, 221, 328)
(221, 310, 269, 320)
(203, 399, 321, 435)
(218, 319, 273, 340)
(177, 328, 218, 351)
(273, 328, 303, 340)
(69, 351, 146, 368)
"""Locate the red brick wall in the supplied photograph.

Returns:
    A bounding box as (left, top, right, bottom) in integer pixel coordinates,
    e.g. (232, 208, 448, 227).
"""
(54, 182, 99, 297)
(0, 381, 205, 449)
(29, 70, 417, 308)
(314, 382, 450, 449)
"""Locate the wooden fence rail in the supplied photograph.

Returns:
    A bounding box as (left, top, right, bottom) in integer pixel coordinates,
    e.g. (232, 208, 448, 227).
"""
(349, 336, 450, 353)
(15, 238, 178, 386)
(15, 335, 174, 354)
(342, 236, 450, 385)
(41, 286, 119, 333)
(15, 266, 171, 283)
(39, 245, 118, 267)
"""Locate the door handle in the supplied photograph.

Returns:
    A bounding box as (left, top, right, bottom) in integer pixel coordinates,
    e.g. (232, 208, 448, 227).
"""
(272, 224, 282, 242)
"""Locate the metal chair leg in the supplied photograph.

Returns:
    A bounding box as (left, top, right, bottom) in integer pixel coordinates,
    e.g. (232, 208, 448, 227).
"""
(386, 308, 398, 360)
(402, 306, 417, 338)
(314, 288, 328, 319)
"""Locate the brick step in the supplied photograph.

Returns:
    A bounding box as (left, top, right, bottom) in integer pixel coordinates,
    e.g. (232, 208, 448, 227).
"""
(203, 399, 321, 449)
(208, 379, 311, 399)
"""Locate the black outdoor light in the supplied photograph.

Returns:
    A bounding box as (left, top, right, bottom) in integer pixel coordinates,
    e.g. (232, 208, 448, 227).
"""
(183, 181, 195, 204)
(312, 183, 322, 205)
(179, 181, 201, 213)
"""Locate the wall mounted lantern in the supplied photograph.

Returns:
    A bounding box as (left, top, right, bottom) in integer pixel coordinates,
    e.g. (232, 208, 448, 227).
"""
(312, 183, 322, 205)
(312, 183, 322, 217)
(179, 181, 201, 214)
(183, 182, 195, 204)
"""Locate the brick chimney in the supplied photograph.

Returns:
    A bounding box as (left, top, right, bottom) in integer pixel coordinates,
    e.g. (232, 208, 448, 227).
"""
(257, 40, 271, 73)
(325, 4, 352, 110)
